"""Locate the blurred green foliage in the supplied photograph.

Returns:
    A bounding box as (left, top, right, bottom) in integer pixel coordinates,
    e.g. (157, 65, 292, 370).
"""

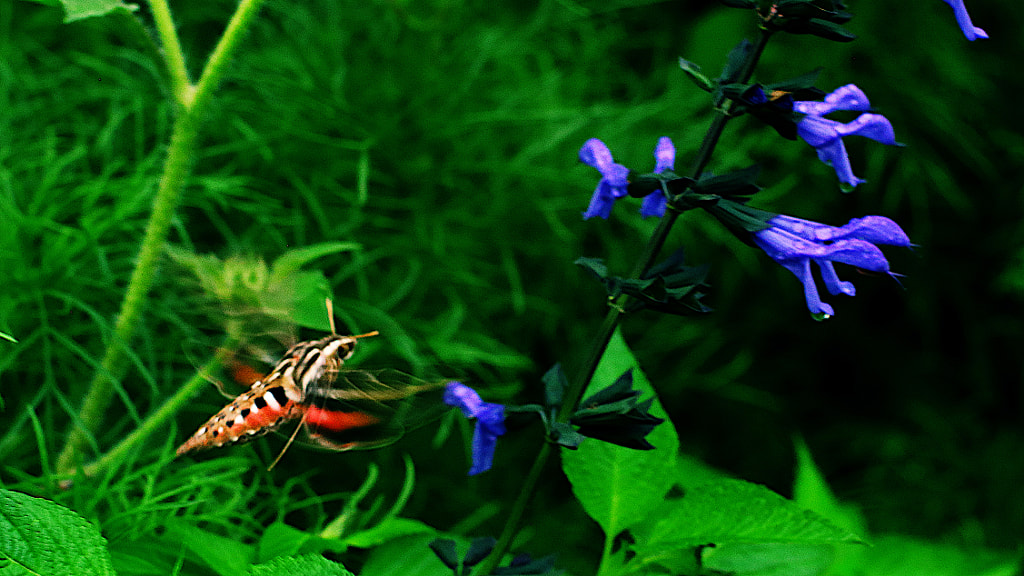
(0, 0, 1021, 574)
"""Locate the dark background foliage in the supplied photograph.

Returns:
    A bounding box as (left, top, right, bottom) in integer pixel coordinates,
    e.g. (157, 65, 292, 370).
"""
(1, 0, 1021, 572)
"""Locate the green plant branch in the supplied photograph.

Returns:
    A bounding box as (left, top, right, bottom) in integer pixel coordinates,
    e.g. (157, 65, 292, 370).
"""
(477, 28, 773, 574)
(79, 339, 238, 479)
(55, 0, 270, 475)
(146, 0, 192, 108)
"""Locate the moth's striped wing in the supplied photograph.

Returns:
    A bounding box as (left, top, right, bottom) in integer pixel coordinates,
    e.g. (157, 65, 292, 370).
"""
(303, 369, 448, 451)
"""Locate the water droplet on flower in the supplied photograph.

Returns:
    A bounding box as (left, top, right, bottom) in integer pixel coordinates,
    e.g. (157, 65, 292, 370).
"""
(811, 311, 831, 322)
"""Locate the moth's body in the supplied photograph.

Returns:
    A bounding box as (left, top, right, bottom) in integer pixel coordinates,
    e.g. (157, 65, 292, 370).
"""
(176, 333, 445, 457)
(176, 335, 361, 456)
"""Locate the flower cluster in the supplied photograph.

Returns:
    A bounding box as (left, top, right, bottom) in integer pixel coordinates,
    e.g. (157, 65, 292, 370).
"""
(580, 137, 675, 220)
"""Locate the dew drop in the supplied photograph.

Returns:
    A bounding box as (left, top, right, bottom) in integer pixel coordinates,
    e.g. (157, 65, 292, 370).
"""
(811, 311, 831, 322)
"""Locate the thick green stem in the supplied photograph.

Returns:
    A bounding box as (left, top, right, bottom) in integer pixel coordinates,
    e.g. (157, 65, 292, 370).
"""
(147, 0, 192, 107)
(55, 0, 269, 475)
(479, 27, 773, 573)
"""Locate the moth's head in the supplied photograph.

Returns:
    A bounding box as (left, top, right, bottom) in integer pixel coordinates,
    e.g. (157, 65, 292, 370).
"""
(293, 331, 379, 389)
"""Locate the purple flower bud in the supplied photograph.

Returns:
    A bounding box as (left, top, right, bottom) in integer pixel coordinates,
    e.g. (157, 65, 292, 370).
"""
(753, 214, 910, 317)
(444, 382, 506, 475)
(641, 136, 676, 219)
(941, 0, 988, 41)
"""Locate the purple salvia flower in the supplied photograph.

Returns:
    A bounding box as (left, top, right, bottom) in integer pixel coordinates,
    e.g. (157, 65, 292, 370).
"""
(443, 381, 506, 475)
(580, 137, 677, 219)
(641, 136, 676, 219)
(753, 214, 911, 317)
(941, 0, 988, 41)
(794, 85, 897, 190)
(580, 139, 630, 220)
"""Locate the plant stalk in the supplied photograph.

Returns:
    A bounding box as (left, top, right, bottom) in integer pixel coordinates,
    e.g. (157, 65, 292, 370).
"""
(55, 0, 269, 475)
(477, 27, 772, 573)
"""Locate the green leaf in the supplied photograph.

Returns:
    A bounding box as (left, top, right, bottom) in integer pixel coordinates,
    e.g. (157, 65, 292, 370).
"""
(561, 328, 679, 537)
(701, 542, 834, 576)
(360, 534, 453, 576)
(276, 270, 334, 331)
(0, 331, 17, 343)
(342, 517, 435, 549)
(0, 489, 116, 576)
(268, 242, 361, 283)
(678, 57, 713, 92)
(858, 535, 1022, 576)
(33, 0, 136, 23)
(164, 520, 254, 576)
(258, 523, 315, 563)
(635, 479, 863, 557)
(792, 437, 866, 537)
(245, 554, 354, 576)
(792, 437, 868, 576)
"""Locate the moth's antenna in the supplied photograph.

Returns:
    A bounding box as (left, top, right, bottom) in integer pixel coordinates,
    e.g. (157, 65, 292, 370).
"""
(326, 297, 337, 335)
(351, 330, 380, 340)
(268, 416, 305, 471)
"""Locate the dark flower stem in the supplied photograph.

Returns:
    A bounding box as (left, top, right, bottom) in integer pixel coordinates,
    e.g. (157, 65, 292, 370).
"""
(476, 28, 772, 575)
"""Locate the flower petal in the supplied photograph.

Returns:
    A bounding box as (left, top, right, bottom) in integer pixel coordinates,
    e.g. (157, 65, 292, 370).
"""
(795, 84, 870, 116)
(829, 216, 911, 246)
(444, 381, 484, 418)
(640, 190, 668, 219)
(819, 239, 891, 273)
(941, 0, 988, 40)
(583, 181, 618, 220)
(654, 137, 675, 173)
(835, 113, 897, 145)
(778, 258, 834, 317)
(816, 260, 856, 296)
(579, 139, 615, 172)
(796, 115, 839, 148)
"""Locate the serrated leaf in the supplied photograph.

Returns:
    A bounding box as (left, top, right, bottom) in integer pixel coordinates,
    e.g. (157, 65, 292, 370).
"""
(635, 480, 863, 556)
(561, 329, 679, 537)
(245, 554, 353, 576)
(0, 490, 116, 576)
